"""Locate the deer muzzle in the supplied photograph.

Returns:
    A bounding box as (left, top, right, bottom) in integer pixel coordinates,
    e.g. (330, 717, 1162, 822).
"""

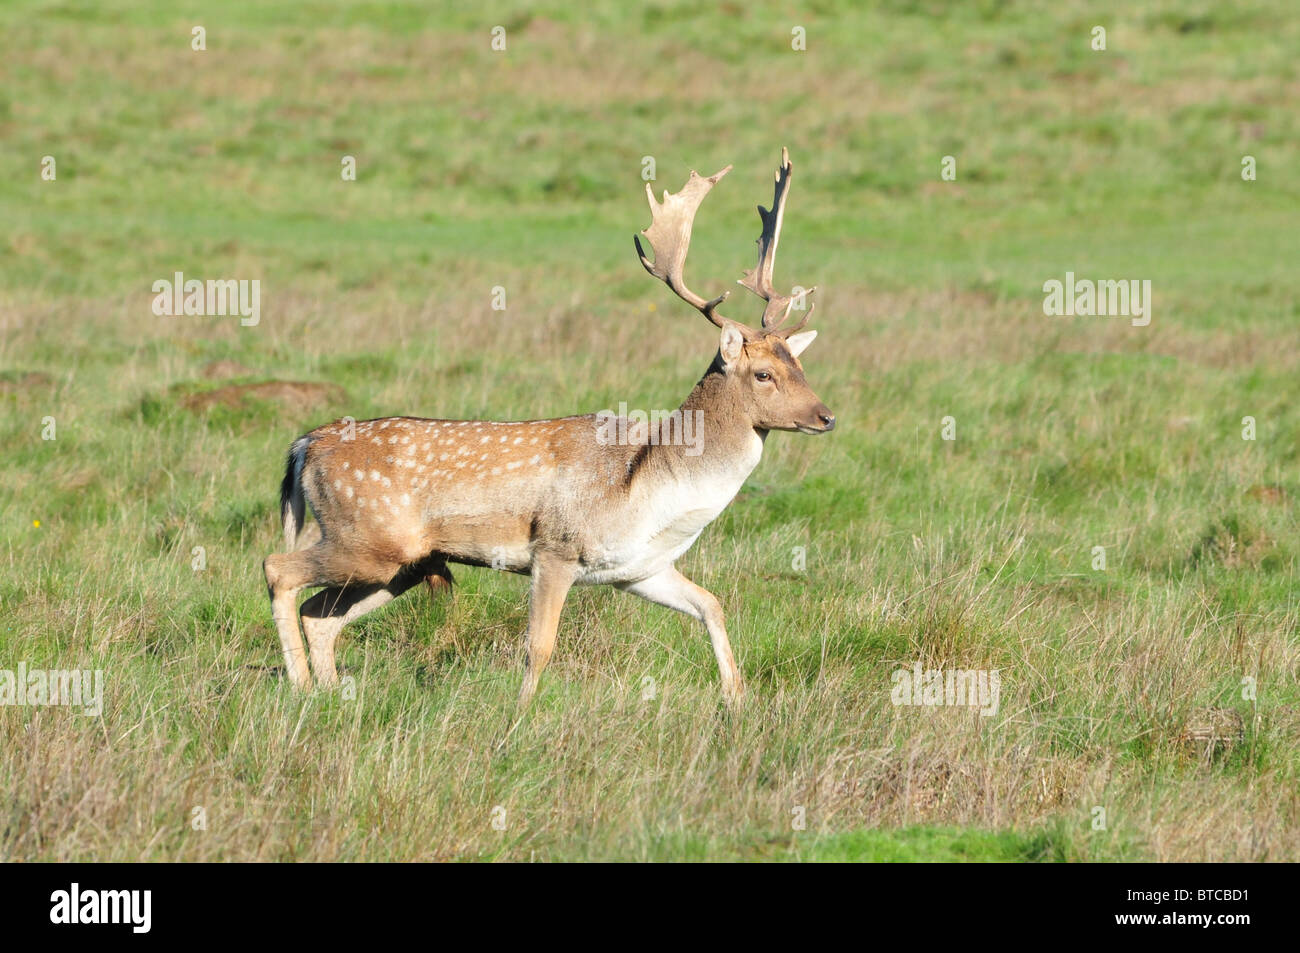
(798, 403, 836, 434)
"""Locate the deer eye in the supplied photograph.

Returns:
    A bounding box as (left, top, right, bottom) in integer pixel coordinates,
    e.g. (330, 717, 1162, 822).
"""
(754, 371, 773, 383)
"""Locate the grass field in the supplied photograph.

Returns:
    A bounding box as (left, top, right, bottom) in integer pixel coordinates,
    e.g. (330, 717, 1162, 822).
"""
(1, 1, 1298, 861)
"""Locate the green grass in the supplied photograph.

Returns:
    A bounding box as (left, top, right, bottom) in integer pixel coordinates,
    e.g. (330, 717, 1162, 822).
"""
(794, 826, 1061, 862)
(1, 0, 1298, 861)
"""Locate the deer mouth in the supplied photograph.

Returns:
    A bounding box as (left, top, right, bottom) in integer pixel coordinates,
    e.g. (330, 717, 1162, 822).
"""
(795, 408, 836, 434)
(796, 421, 834, 434)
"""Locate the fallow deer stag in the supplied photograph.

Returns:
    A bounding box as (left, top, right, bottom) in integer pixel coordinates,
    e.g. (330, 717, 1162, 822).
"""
(264, 147, 835, 709)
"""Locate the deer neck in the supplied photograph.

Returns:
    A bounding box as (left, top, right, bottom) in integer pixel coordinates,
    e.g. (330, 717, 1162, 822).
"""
(632, 360, 765, 492)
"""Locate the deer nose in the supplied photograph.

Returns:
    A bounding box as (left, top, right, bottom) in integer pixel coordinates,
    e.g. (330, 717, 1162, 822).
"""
(812, 405, 835, 431)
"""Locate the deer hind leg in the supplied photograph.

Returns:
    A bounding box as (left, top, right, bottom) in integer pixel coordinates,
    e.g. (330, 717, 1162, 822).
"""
(264, 541, 409, 690)
(299, 583, 394, 687)
(517, 554, 578, 710)
(263, 549, 319, 691)
(300, 558, 453, 687)
(616, 567, 742, 708)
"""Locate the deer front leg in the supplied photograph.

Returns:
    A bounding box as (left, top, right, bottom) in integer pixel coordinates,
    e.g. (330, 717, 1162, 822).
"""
(517, 553, 578, 710)
(616, 567, 742, 708)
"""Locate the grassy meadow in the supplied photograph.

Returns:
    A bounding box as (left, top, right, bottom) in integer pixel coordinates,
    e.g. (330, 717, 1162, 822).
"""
(1, 1, 1298, 861)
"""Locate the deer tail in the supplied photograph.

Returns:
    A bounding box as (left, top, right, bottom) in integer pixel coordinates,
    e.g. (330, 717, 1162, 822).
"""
(280, 436, 311, 551)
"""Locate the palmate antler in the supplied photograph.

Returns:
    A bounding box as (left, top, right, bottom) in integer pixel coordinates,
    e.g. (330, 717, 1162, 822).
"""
(635, 148, 814, 338)
(634, 165, 734, 329)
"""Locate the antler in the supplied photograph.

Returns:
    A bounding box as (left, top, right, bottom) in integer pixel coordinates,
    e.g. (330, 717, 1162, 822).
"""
(635, 149, 815, 338)
(738, 146, 816, 336)
(635, 166, 735, 329)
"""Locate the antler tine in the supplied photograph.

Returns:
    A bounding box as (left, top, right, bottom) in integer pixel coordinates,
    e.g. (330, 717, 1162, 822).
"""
(738, 147, 815, 333)
(775, 299, 815, 337)
(635, 165, 734, 329)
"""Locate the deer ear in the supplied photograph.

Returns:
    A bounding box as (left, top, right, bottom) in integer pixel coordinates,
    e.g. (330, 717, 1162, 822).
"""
(719, 324, 745, 365)
(784, 330, 817, 358)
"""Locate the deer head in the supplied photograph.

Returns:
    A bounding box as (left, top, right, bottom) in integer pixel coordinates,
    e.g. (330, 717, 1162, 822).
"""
(635, 147, 835, 435)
